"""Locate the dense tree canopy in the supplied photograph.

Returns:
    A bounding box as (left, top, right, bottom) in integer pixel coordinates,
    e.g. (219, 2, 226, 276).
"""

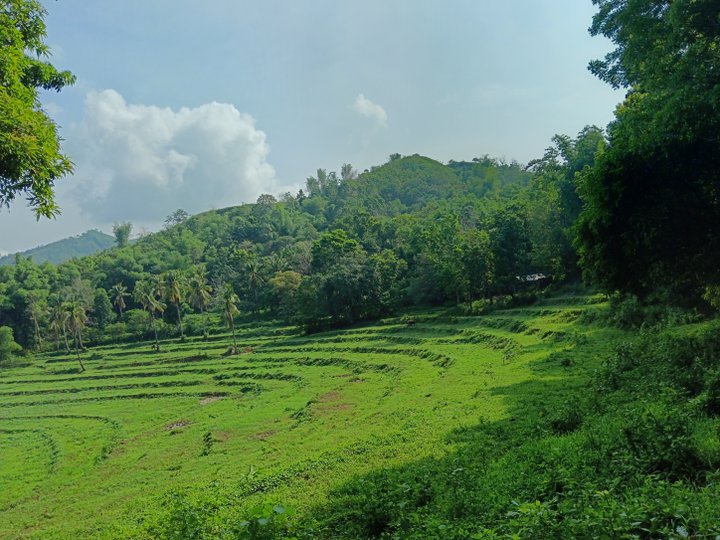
(1, 152, 577, 345)
(577, 0, 720, 300)
(0, 0, 75, 217)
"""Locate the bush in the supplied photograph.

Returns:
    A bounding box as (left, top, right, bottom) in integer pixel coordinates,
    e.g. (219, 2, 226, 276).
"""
(458, 293, 539, 316)
(147, 489, 219, 540)
(581, 294, 701, 330)
(0, 325, 21, 363)
(146, 489, 295, 540)
(547, 401, 583, 434)
(602, 294, 701, 329)
(184, 314, 209, 338)
(458, 299, 491, 316)
(701, 370, 720, 416)
(155, 320, 177, 340)
(620, 403, 705, 480)
(596, 325, 720, 399)
(105, 322, 129, 343)
(125, 309, 150, 340)
(233, 503, 295, 540)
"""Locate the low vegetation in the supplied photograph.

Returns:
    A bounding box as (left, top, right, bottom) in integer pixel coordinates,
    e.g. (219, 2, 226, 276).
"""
(1, 295, 719, 538)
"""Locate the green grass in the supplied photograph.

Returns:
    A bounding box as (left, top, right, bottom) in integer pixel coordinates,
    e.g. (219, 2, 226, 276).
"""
(0, 296, 693, 538)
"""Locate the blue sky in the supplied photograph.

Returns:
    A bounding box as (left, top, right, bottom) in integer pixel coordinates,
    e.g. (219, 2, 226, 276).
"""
(0, 0, 623, 253)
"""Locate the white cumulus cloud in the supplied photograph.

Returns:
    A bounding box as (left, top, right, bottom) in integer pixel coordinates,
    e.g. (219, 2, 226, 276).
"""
(352, 93, 387, 127)
(66, 89, 277, 221)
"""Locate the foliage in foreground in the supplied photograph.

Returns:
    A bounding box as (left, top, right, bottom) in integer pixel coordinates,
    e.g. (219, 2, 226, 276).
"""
(577, 0, 720, 302)
(0, 0, 75, 217)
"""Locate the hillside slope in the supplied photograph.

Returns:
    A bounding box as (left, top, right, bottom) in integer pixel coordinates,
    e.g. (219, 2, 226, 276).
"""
(0, 230, 115, 266)
(0, 295, 606, 538)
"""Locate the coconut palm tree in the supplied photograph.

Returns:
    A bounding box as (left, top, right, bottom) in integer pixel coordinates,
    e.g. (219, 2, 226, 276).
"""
(134, 279, 166, 352)
(48, 301, 71, 353)
(188, 266, 212, 340)
(67, 302, 88, 371)
(245, 259, 264, 312)
(223, 284, 240, 352)
(110, 283, 129, 318)
(265, 253, 289, 275)
(24, 292, 45, 350)
(164, 270, 185, 339)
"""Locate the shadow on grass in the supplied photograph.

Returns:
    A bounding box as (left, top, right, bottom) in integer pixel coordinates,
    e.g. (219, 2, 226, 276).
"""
(298, 327, 619, 539)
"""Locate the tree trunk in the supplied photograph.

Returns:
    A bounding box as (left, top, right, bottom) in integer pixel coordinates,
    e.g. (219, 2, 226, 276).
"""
(32, 314, 42, 349)
(61, 324, 71, 353)
(151, 314, 160, 352)
(176, 303, 184, 339)
(75, 333, 85, 371)
(201, 306, 208, 341)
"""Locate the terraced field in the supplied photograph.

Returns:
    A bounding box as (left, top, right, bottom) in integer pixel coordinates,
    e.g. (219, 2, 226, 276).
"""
(0, 297, 609, 538)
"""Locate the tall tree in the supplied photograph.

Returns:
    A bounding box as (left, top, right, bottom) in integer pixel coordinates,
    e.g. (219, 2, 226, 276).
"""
(163, 209, 190, 238)
(112, 222, 132, 248)
(458, 229, 495, 302)
(269, 270, 302, 322)
(48, 300, 71, 353)
(526, 126, 605, 280)
(163, 270, 185, 339)
(340, 163, 357, 183)
(24, 291, 45, 350)
(577, 0, 720, 300)
(0, 0, 76, 217)
(244, 259, 264, 312)
(110, 283, 129, 318)
(222, 284, 240, 352)
(490, 205, 531, 296)
(188, 266, 212, 340)
(93, 288, 114, 332)
(67, 302, 87, 371)
(0, 326, 22, 366)
(63, 277, 94, 307)
(134, 279, 165, 352)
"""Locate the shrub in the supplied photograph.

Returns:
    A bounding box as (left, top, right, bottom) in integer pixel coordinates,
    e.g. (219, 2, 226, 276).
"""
(0, 325, 22, 363)
(585, 402, 705, 481)
(458, 299, 492, 316)
(125, 309, 151, 340)
(148, 489, 212, 540)
(701, 370, 720, 416)
(547, 402, 583, 435)
(583, 294, 701, 330)
(105, 322, 129, 343)
(183, 314, 207, 337)
(232, 503, 295, 540)
(146, 489, 296, 540)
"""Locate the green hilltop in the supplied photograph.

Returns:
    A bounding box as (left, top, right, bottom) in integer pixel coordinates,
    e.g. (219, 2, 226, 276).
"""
(0, 229, 115, 267)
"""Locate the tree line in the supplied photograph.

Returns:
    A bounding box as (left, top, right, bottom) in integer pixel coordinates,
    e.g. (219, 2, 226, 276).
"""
(0, 136, 602, 355)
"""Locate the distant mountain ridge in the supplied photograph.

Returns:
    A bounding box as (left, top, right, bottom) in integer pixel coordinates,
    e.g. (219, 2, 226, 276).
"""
(0, 229, 115, 266)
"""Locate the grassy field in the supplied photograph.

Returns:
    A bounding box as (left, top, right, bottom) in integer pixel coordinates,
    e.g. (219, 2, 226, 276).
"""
(0, 296, 617, 538)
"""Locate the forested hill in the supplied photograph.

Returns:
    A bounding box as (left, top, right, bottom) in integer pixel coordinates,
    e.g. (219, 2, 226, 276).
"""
(0, 229, 114, 267)
(0, 143, 598, 348)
